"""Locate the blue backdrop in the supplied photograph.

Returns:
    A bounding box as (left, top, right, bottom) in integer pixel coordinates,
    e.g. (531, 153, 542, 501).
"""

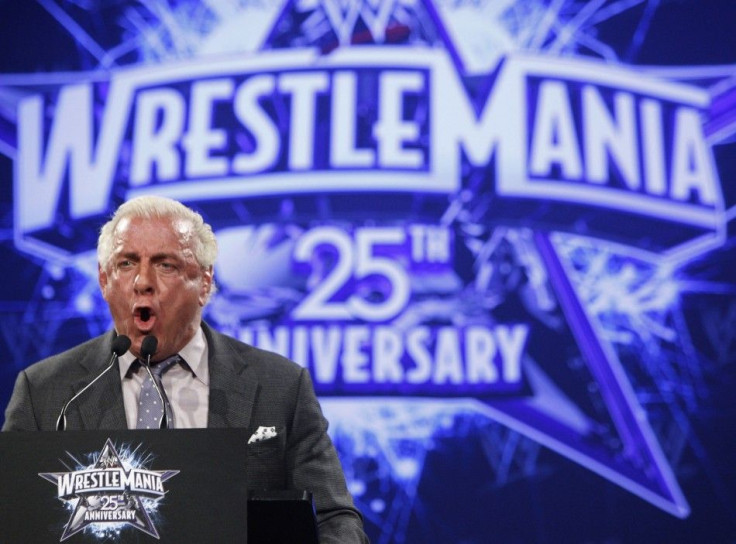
(1, 1, 735, 542)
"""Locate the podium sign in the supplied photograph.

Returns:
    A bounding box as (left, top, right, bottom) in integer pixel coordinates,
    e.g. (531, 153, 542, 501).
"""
(0, 429, 249, 543)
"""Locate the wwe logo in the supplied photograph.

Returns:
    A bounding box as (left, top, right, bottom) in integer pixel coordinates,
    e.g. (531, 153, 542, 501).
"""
(320, 0, 404, 44)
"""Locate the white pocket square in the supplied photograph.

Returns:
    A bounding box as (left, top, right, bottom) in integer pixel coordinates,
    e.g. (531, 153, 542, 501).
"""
(248, 426, 277, 444)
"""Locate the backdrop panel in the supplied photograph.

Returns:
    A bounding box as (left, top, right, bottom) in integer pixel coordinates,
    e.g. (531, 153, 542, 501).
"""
(1, 1, 735, 542)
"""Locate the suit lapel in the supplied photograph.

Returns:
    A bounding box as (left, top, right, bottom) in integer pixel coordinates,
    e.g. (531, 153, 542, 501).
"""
(66, 325, 257, 430)
(77, 365, 128, 429)
(203, 323, 258, 429)
(74, 334, 128, 430)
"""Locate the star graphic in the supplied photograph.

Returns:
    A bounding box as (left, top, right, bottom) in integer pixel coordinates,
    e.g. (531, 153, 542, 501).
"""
(480, 231, 689, 516)
(39, 439, 179, 541)
(263, 0, 699, 518)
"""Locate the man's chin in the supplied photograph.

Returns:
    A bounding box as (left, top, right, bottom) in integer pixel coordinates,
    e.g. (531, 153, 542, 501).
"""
(129, 331, 158, 357)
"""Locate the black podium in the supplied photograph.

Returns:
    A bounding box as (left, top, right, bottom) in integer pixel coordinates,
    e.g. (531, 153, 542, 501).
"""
(0, 429, 318, 543)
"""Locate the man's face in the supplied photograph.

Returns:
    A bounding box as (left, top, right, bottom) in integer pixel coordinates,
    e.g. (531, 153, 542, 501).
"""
(99, 215, 213, 360)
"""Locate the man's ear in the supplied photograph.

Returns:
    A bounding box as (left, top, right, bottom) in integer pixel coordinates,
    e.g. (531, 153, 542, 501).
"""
(199, 265, 214, 306)
(98, 263, 109, 300)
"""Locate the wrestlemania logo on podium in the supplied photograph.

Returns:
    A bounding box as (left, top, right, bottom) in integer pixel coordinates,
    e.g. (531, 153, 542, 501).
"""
(39, 439, 179, 541)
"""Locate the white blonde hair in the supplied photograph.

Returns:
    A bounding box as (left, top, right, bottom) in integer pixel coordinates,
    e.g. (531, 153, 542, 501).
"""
(98, 196, 218, 295)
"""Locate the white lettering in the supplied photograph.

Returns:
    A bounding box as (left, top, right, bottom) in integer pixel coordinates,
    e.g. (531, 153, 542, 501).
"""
(640, 99, 667, 196)
(341, 326, 370, 383)
(670, 108, 717, 205)
(374, 71, 424, 168)
(331, 71, 374, 167)
(583, 86, 639, 189)
(311, 326, 342, 383)
(529, 80, 583, 179)
(14, 51, 721, 248)
(232, 75, 280, 173)
(406, 327, 433, 383)
(495, 324, 529, 382)
(433, 328, 463, 384)
(255, 327, 290, 355)
(465, 326, 498, 383)
(182, 79, 234, 178)
(373, 326, 404, 382)
(18, 82, 128, 231)
(131, 88, 185, 184)
(279, 72, 329, 170)
(58, 473, 75, 497)
(241, 323, 527, 391)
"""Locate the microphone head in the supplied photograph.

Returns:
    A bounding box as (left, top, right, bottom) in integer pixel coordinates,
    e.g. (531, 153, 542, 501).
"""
(141, 335, 158, 360)
(111, 335, 132, 356)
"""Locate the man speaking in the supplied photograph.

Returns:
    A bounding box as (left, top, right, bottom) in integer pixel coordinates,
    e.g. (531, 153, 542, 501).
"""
(3, 195, 369, 543)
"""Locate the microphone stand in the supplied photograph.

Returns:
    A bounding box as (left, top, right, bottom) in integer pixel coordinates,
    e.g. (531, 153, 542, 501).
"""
(139, 336, 169, 429)
(56, 335, 131, 431)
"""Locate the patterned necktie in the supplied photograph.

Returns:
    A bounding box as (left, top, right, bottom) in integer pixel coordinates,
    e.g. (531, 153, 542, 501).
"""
(136, 355, 179, 429)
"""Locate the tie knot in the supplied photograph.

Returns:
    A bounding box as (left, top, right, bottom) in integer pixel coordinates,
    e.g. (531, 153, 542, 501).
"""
(150, 355, 180, 378)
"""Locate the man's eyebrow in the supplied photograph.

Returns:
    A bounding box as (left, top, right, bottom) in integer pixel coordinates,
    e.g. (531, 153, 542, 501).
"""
(150, 252, 181, 262)
(115, 252, 180, 261)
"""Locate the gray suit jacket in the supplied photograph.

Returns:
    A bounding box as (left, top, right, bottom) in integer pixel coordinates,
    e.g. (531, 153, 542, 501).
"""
(2, 322, 368, 543)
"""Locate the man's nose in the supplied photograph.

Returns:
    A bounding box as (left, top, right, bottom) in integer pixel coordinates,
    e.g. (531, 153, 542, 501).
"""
(134, 263, 155, 294)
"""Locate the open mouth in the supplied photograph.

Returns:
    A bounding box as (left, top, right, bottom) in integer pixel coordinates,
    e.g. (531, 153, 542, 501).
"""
(134, 307, 155, 329)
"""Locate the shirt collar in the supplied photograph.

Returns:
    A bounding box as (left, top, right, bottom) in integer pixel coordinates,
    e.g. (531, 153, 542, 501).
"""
(179, 327, 209, 384)
(118, 327, 209, 385)
(119, 349, 138, 380)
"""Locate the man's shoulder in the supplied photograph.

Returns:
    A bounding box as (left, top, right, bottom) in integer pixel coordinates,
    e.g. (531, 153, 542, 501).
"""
(23, 333, 113, 381)
(204, 324, 303, 375)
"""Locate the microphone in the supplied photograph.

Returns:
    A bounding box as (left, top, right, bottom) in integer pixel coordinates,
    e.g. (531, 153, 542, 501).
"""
(141, 334, 158, 361)
(139, 335, 169, 429)
(56, 334, 131, 431)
